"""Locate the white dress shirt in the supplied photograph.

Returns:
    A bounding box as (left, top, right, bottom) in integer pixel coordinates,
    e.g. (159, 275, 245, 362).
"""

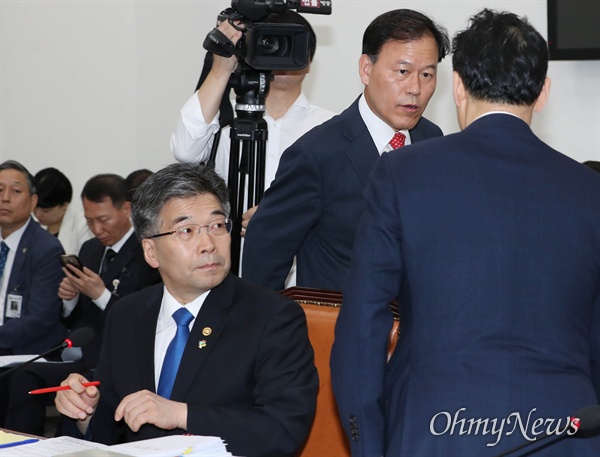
(171, 91, 335, 190)
(358, 94, 412, 154)
(154, 287, 208, 388)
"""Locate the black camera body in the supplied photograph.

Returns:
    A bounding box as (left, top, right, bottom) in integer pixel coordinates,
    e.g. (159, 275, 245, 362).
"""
(204, 0, 331, 71)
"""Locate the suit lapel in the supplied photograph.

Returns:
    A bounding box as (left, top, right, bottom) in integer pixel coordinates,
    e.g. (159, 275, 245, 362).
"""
(132, 286, 164, 392)
(170, 274, 236, 400)
(409, 119, 427, 143)
(6, 219, 37, 293)
(341, 98, 380, 186)
(79, 238, 104, 275)
(101, 233, 139, 284)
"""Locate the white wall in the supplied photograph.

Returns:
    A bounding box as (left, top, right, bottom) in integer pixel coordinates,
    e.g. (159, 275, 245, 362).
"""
(1, 0, 599, 196)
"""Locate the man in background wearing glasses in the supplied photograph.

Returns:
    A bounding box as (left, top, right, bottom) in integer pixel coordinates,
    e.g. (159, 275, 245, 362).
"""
(55, 162, 318, 457)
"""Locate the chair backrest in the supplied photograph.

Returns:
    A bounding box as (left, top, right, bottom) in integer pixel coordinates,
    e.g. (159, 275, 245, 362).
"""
(282, 287, 350, 457)
(281, 287, 400, 457)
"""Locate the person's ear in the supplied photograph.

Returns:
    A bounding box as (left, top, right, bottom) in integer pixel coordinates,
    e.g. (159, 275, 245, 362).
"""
(533, 77, 551, 113)
(358, 54, 373, 86)
(29, 194, 38, 213)
(122, 201, 132, 218)
(142, 238, 159, 269)
(452, 72, 469, 130)
(452, 71, 467, 109)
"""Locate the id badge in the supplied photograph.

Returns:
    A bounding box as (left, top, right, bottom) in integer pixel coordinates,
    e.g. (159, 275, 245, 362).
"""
(5, 294, 23, 319)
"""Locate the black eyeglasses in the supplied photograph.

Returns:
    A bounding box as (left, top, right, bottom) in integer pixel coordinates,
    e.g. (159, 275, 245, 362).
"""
(148, 218, 232, 242)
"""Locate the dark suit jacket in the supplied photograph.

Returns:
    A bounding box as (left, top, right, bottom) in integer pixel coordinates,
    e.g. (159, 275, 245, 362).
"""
(0, 218, 66, 354)
(64, 233, 162, 368)
(81, 274, 318, 457)
(242, 97, 443, 291)
(2, 232, 161, 434)
(331, 114, 600, 456)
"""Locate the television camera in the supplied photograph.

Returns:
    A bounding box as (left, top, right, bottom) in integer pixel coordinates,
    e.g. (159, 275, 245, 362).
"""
(201, 0, 332, 274)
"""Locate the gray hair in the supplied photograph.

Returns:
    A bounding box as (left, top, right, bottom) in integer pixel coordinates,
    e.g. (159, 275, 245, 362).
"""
(0, 160, 37, 195)
(131, 162, 230, 239)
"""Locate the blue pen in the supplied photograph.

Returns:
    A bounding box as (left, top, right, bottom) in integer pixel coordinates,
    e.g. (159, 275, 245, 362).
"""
(0, 438, 39, 449)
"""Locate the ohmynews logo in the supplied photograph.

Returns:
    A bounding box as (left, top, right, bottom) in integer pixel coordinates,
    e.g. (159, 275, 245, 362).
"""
(430, 408, 580, 447)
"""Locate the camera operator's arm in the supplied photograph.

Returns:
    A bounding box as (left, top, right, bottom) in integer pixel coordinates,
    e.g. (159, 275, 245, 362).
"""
(171, 22, 242, 163)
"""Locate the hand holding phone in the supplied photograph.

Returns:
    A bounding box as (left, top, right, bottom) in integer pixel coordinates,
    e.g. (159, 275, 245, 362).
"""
(60, 255, 84, 271)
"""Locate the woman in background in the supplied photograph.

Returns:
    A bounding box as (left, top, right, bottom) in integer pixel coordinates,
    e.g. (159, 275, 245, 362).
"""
(34, 167, 92, 254)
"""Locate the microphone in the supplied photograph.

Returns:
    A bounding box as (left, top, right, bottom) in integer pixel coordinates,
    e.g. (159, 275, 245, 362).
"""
(0, 327, 95, 378)
(493, 404, 600, 457)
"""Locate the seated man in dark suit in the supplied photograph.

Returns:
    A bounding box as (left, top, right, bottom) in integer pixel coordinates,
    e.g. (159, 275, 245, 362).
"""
(0, 160, 67, 426)
(55, 163, 318, 457)
(242, 9, 450, 291)
(4, 173, 161, 435)
(0, 160, 66, 355)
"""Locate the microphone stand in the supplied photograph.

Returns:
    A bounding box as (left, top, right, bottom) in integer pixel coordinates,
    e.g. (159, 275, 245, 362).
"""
(0, 327, 94, 379)
(0, 342, 71, 379)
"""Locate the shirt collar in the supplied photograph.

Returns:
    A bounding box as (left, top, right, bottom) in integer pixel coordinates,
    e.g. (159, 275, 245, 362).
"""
(265, 92, 310, 122)
(157, 286, 209, 332)
(358, 94, 411, 154)
(1, 217, 31, 252)
(474, 110, 522, 122)
(105, 225, 134, 254)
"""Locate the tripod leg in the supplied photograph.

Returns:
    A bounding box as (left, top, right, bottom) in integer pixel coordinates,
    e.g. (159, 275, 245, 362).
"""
(255, 140, 267, 203)
(247, 141, 256, 209)
(228, 139, 242, 276)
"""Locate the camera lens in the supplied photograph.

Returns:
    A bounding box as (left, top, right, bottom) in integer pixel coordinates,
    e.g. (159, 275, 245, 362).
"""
(256, 34, 289, 56)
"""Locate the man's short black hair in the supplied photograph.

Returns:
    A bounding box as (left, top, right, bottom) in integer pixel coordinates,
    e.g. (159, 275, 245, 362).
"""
(452, 9, 549, 106)
(81, 174, 128, 208)
(362, 9, 450, 63)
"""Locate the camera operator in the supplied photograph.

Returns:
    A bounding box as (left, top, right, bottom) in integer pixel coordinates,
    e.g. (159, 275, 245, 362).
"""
(171, 10, 335, 233)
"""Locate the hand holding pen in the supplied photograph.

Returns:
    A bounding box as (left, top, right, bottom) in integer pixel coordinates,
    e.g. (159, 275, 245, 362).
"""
(29, 381, 100, 395)
(54, 374, 100, 426)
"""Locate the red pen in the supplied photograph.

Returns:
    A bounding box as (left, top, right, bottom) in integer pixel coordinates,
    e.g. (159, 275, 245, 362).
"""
(29, 381, 100, 395)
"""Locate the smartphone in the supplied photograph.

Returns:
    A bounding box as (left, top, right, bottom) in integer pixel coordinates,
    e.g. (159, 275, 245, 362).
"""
(60, 254, 84, 271)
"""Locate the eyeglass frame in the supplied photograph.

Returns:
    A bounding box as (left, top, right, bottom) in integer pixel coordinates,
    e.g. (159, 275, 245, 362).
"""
(147, 217, 233, 240)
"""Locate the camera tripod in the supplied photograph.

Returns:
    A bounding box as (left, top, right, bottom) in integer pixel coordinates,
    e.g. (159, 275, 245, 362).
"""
(226, 67, 272, 275)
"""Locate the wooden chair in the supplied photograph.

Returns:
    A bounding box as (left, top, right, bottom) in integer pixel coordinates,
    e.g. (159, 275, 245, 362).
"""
(281, 287, 399, 457)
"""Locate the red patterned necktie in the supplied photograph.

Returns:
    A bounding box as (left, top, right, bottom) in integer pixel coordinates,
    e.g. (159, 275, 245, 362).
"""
(389, 132, 406, 150)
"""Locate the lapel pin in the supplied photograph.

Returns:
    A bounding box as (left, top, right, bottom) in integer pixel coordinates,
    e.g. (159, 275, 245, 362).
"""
(22, 248, 27, 254)
(202, 327, 212, 336)
(198, 340, 207, 349)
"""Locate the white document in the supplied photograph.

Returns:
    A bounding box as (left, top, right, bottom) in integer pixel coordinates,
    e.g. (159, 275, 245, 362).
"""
(1, 434, 232, 457)
(0, 436, 109, 457)
(0, 355, 47, 367)
(109, 435, 232, 457)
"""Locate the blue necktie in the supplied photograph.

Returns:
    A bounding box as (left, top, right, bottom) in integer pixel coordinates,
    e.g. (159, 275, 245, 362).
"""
(0, 242, 9, 279)
(157, 307, 194, 399)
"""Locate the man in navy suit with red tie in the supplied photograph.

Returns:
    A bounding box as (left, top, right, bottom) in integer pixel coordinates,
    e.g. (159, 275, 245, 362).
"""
(56, 163, 318, 457)
(331, 9, 600, 456)
(242, 10, 450, 291)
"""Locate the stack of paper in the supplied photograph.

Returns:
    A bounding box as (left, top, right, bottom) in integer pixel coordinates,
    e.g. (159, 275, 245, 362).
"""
(110, 435, 232, 457)
(0, 434, 232, 457)
(0, 436, 110, 457)
(0, 355, 47, 367)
